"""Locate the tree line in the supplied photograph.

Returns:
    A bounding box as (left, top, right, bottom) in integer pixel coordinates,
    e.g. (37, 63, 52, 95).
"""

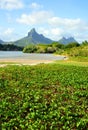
(0, 44, 23, 51)
(23, 41, 88, 58)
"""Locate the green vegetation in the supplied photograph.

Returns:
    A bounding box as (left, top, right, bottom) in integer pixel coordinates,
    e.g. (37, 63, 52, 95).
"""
(61, 41, 88, 62)
(0, 44, 23, 51)
(0, 63, 88, 129)
(23, 41, 88, 62)
(23, 44, 37, 53)
(64, 43, 88, 57)
(23, 42, 65, 53)
(23, 41, 81, 54)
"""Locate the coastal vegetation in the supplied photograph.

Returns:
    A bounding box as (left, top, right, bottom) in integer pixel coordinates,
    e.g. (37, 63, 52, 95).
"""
(0, 44, 23, 51)
(0, 64, 88, 129)
(23, 42, 79, 53)
(23, 40, 88, 61)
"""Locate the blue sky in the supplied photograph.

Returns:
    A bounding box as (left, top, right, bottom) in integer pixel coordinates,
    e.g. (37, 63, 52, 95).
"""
(0, 0, 88, 42)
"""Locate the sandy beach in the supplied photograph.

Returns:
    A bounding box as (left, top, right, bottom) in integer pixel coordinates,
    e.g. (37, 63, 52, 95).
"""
(0, 51, 66, 66)
(0, 58, 54, 66)
(0, 52, 67, 67)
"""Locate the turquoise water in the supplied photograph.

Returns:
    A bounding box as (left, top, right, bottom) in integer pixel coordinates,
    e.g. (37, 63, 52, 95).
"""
(0, 51, 65, 61)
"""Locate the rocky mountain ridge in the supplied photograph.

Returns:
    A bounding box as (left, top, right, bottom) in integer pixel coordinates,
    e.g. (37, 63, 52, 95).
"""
(0, 28, 78, 47)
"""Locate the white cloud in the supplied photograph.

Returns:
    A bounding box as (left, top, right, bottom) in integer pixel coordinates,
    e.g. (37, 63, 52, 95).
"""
(48, 16, 88, 32)
(73, 32, 88, 42)
(3, 28, 14, 35)
(0, 28, 15, 41)
(51, 28, 63, 35)
(29, 2, 43, 10)
(17, 11, 52, 25)
(0, 0, 24, 10)
(17, 10, 88, 33)
(38, 27, 64, 40)
(48, 17, 81, 28)
(38, 27, 50, 36)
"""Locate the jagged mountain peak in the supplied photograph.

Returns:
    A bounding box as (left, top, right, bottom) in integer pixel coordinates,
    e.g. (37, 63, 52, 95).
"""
(30, 28, 36, 32)
(28, 28, 37, 36)
(62, 37, 67, 40)
(14, 28, 53, 47)
(59, 36, 77, 44)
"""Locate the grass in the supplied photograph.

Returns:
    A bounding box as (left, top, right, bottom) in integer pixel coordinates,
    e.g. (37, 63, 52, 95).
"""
(55, 59, 88, 67)
(0, 62, 20, 64)
(69, 56, 88, 62)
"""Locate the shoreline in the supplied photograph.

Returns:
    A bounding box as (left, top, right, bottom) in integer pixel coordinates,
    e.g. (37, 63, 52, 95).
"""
(0, 59, 54, 67)
(0, 54, 68, 67)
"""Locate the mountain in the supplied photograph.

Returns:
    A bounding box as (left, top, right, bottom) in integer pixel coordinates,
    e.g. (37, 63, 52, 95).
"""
(58, 37, 77, 44)
(0, 29, 78, 47)
(0, 39, 4, 44)
(14, 28, 53, 47)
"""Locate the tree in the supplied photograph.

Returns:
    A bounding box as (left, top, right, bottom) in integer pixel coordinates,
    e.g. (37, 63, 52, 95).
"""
(52, 42, 65, 49)
(65, 42, 80, 48)
(81, 40, 88, 46)
(23, 44, 37, 53)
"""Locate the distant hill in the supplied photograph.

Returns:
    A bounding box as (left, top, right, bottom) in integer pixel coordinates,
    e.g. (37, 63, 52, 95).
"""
(58, 37, 77, 44)
(0, 39, 4, 44)
(14, 28, 53, 47)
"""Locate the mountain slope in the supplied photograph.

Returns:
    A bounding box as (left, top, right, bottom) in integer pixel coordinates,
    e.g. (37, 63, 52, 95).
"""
(0, 39, 4, 44)
(59, 37, 77, 44)
(14, 28, 53, 47)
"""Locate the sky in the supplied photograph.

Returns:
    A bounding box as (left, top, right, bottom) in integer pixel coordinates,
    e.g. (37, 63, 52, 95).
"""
(0, 0, 88, 42)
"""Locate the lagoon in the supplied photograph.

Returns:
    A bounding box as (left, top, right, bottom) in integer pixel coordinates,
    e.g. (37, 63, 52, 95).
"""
(0, 51, 65, 61)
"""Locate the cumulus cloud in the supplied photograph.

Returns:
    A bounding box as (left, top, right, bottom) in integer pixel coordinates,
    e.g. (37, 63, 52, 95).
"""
(29, 2, 43, 10)
(48, 17, 81, 29)
(0, 28, 16, 41)
(17, 11, 52, 25)
(0, 0, 24, 10)
(38, 27, 64, 40)
(17, 10, 88, 32)
(51, 28, 64, 36)
(48, 16, 88, 32)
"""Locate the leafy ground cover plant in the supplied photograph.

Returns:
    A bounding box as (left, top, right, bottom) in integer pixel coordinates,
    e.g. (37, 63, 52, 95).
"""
(0, 64, 88, 129)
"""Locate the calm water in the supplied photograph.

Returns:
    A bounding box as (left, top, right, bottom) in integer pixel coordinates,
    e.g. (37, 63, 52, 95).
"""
(0, 51, 65, 61)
